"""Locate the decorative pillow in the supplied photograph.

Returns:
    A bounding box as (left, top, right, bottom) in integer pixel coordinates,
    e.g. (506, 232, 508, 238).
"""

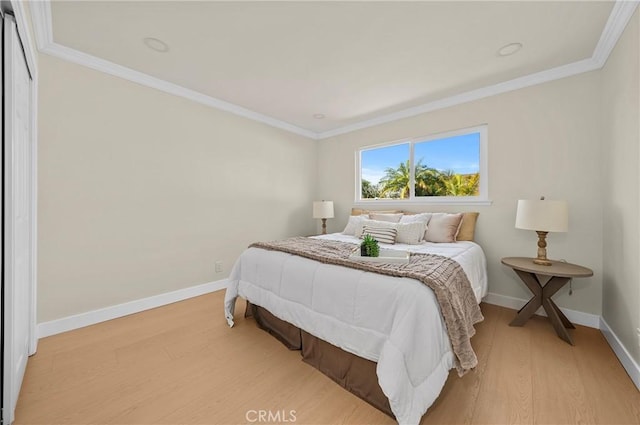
(456, 212, 479, 241)
(369, 213, 403, 223)
(355, 219, 395, 238)
(399, 212, 432, 225)
(399, 213, 432, 241)
(395, 222, 427, 245)
(342, 215, 366, 236)
(425, 213, 463, 243)
(356, 219, 425, 245)
(361, 226, 397, 244)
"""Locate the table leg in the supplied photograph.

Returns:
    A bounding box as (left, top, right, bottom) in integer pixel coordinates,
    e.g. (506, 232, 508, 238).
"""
(509, 271, 576, 344)
(542, 298, 574, 345)
(542, 276, 571, 298)
(542, 276, 575, 329)
(547, 298, 575, 329)
(509, 270, 542, 326)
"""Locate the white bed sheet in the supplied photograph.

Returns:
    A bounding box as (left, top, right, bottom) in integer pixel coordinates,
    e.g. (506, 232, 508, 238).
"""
(224, 234, 488, 424)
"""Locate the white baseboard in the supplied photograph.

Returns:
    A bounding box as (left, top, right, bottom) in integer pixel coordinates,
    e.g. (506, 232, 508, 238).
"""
(37, 279, 228, 339)
(600, 318, 640, 392)
(482, 292, 601, 329)
(35, 283, 640, 393)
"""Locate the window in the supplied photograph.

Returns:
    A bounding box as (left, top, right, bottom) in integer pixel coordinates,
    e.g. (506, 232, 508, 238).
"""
(356, 125, 489, 205)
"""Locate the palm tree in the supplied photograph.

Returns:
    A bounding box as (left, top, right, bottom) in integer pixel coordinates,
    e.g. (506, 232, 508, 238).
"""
(415, 165, 447, 196)
(380, 159, 454, 198)
(379, 160, 480, 198)
(444, 173, 479, 196)
(379, 161, 411, 198)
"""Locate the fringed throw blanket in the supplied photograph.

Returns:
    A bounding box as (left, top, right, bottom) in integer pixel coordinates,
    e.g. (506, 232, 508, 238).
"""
(250, 237, 484, 375)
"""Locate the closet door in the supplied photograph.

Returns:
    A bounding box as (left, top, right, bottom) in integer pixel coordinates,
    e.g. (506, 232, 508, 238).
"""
(2, 14, 34, 424)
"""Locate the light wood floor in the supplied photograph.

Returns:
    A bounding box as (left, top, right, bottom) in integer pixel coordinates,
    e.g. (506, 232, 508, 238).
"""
(15, 291, 640, 425)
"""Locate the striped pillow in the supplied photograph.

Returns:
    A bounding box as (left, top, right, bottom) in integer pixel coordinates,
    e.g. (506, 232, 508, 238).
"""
(361, 225, 397, 244)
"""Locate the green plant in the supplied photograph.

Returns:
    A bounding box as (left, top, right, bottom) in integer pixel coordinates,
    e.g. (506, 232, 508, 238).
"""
(360, 234, 380, 257)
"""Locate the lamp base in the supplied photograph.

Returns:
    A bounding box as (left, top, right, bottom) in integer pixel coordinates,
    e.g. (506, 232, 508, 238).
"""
(321, 218, 327, 235)
(533, 230, 553, 266)
(533, 258, 553, 266)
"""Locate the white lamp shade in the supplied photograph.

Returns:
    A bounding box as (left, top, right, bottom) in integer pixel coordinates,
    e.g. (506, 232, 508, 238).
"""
(515, 199, 568, 232)
(313, 201, 334, 219)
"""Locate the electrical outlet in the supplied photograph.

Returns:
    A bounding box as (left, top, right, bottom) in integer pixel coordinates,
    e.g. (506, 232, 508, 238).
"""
(215, 261, 223, 273)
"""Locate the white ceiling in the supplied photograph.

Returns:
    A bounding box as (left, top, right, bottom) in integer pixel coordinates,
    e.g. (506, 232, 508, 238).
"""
(41, 1, 617, 136)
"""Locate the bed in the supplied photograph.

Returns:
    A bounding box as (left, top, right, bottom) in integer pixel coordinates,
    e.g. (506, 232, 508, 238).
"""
(224, 210, 488, 424)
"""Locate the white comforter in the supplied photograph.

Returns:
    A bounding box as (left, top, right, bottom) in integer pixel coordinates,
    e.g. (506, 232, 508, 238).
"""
(224, 234, 488, 424)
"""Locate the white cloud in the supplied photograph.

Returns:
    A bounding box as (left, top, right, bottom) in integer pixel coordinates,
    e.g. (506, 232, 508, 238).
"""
(361, 168, 386, 185)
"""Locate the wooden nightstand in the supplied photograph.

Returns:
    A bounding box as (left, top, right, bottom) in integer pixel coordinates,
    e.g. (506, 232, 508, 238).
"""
(501, 257, 593, 345)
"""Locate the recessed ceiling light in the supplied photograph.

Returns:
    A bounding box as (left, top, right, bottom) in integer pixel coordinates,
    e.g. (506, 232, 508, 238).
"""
(143, 37, 169, 53)
(497, 42, 523, 57)
(313, 114, 326, 119)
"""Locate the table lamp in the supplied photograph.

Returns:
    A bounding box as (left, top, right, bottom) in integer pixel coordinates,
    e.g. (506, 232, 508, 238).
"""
(515, 197, 568, 266)
(313, 200, 334, 235)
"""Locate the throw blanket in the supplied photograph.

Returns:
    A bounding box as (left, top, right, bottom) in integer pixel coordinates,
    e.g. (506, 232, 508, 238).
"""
(250, 237, 484, 374)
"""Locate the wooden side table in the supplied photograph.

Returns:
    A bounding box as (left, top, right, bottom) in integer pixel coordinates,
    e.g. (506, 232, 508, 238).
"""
(501, 257, 593, 345)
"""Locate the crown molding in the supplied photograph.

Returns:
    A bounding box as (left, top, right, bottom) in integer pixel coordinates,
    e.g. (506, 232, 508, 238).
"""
(28, 1, 319, 140)
(29, 0, 638, 141)
(592, 0, 639, 67)
(43, 42, 319, 139)
(316, 57, 600, 139)
(318, 1, 638, 140)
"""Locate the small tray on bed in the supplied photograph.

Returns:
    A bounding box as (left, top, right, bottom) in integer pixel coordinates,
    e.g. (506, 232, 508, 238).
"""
(349, 248, 410, 264)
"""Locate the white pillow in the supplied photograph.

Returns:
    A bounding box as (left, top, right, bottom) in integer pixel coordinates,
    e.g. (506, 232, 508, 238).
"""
(342, 215, 367, 236)
(355, 219, 395, 238)
(361, 226, 397, 244)
(399, 213, 432, 241)
(395, 222, 427, 245)
(399, 213, 432, 225)
(356, 219, 425, 245)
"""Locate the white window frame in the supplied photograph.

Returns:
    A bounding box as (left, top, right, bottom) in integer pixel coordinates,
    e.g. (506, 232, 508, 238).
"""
(355, 124, 491, 206)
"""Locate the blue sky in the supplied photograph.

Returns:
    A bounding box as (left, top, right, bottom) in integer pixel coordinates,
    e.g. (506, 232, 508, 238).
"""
(361, 133, 480, 184)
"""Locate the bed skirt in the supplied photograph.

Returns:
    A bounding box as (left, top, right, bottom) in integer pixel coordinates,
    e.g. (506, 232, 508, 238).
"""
(245, 301, 394, 418)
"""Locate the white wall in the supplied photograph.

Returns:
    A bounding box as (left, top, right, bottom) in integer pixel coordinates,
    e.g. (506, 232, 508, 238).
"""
(602, 9, 640, 364)
(33, 5, 638, 355)
(317, 71, 604, 315)
(38, 54, 317, 322)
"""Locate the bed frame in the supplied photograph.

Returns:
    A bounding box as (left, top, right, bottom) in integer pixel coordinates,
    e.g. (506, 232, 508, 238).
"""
(245, 301, 394, 417)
